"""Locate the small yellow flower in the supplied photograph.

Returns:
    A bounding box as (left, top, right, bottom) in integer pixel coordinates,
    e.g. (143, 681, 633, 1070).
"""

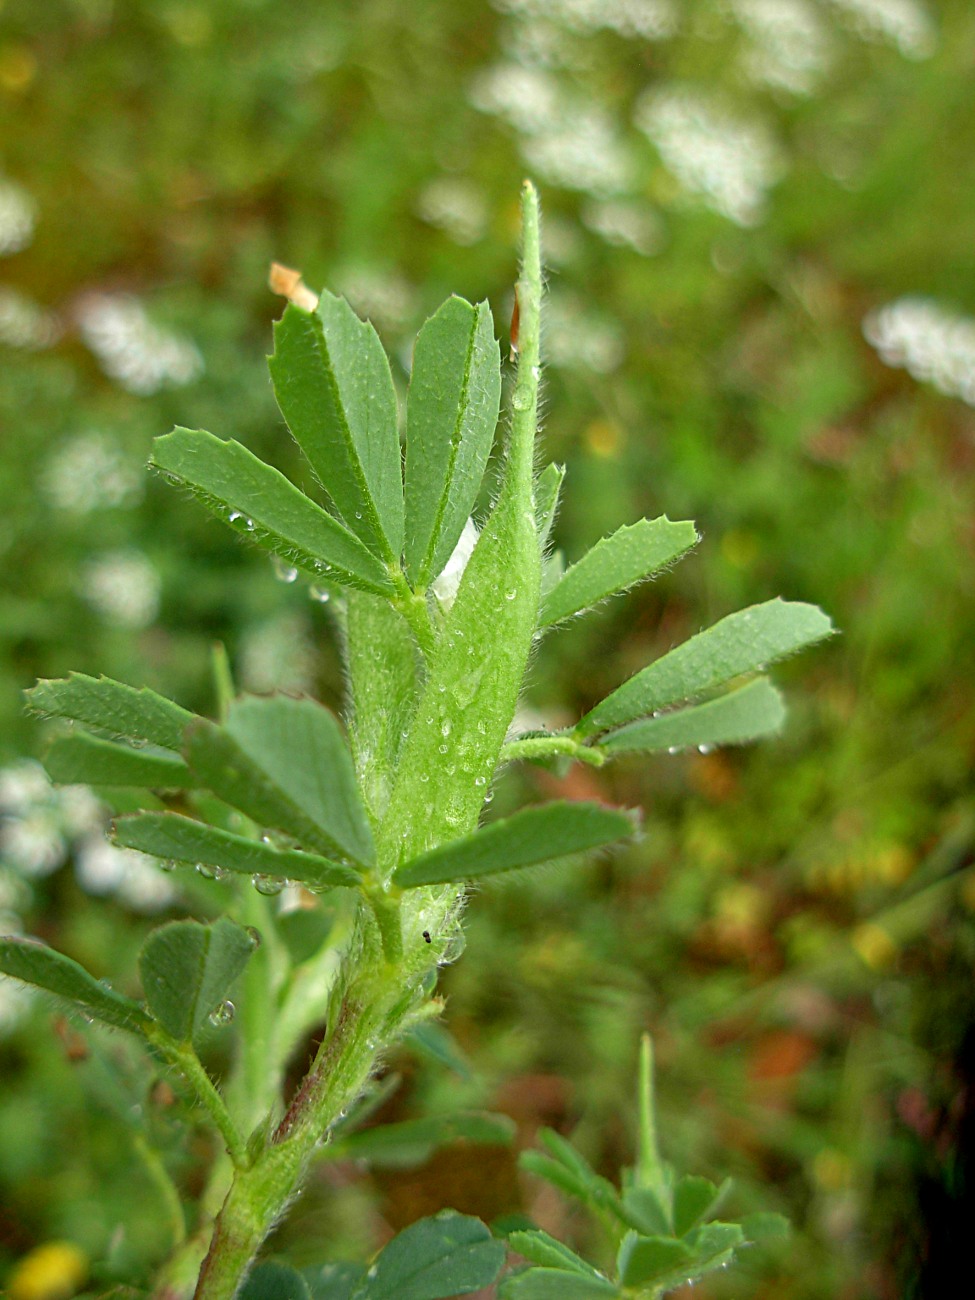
(8, 1241, 88, 1300)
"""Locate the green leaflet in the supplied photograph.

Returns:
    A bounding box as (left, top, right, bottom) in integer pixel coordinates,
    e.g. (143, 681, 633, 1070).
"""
(138, 917, 258, 1043)
(580, 598, 834, 735)
(599, 678, 785, 755)
(616, 1234, 695, 1288)
(534, 462, 565, 552)
(506, 1230, 604, 1278)
(185, 696, 374, 867)
(269, 296, 404, 563)
(0, 936, 151, 1035)
(540, 517, 698, 627)
(344, 591, 418, 820)
(673, 1176, 728, 1236)
(152, 429, 395, 596)
(44, 731, 196, 790)
(393, 802, 637, 888)
(404, 296, 501, 587)
(499, 1270, 618, 1299)
(112, 812, 362, 890)
(352, 1211, 505, 1300)
(25, 673, 196, 752)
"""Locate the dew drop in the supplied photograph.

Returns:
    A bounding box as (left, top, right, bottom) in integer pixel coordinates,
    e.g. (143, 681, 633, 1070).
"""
(354, 511, 363, 520)
(245, 926, 262, 947)
(309, 584, 331, 602)
(438, 744, 448, 754)
(419, 773, 429, 783)
(697, 743, 714, 755)
(272, 555, 299, 583)
(228, 510, 242, 523)
(504, 589, 517, 601)
(243, 517, 256, 531)
(158, 859, 178, 873)
(512, 386, 530, 411)
(252, 873, 286, 896)
(483, 791, 494, 804)
(474, 776, 487, 787)
(195, 863, 222, 880)
(441, 721, 451, 738)
(667, 745, 680, 755)
(208, 999, 235, 1027)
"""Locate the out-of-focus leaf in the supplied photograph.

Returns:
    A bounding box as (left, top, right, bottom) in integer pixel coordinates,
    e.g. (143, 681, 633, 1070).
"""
(328, 1111, 515, 1168)
(540, 517, 698, 627)
(599, 678, 785, 755)
(672, 1175, 728, 1236)
(0, 936, 150, 1035)
(303, 1263, 368, 1300)
(269, 297, 403, 562)
(393, 802, 637, 888)
(152, 429, 395, 595)
(239, 1262, 311, 1300)
(185, 695, 374, 866)
(138, 917, 258, 1042)
(25, 674, 195, 751)
(499, 1269, 618, 1299)
(112, 812, 361, 889)
(506, 1229, 603, 1277)
(580, 599, 833, 734)
(44, 732, 195, 789)
(404, 296, 500, 586)
(617, 1233, 695, 1287)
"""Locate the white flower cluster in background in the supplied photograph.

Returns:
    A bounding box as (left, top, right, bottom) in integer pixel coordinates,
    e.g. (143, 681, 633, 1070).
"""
(471, 63, 633, 195)
(581, 198, 664, 256)
(863, 298, 975, 407)
(731, 0, 831, 95)
(239, 612, 319, 696)
(40, 431, 144, 515)
(0, 177, 36, 256)
(0, 286, 61, 350)
(0, 760, 175, 1034)
(416, 176, 489, 246)
(544, 290, 625, 374)
(635, 87, 783, 226)
(76, 292, 203, 395)
(825, 0, 935, 60)
(82, 549, 161, 629)
(493, 0, 678, 41)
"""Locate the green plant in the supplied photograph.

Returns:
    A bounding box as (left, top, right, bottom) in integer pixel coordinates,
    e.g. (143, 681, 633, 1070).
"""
(1, 183, 830, 1298)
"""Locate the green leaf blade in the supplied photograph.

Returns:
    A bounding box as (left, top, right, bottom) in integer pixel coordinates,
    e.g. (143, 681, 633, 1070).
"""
(616, 1233, 695, 1288)
(25, 674, 195, 752)
(582, 598, 833, 734)
(240, 1262, 311, 1300)
(0, 936, 150, 1035)
(534, 462, 565, 552)
(112, 812, 362, 890)
(269, 297, 403, 562)
(185, 696, 374, 867)
(329, 1111, 515, 1168)
(600, 678, 786, 755)
(540, 517, 698, 627)
(499, 1269, 618, 1299)
(355, 1211, 505, 1300)
(404, 296, 501, 586)
(44, 732, 196, 790)
(151, 429, 395, 596)
(392, 801, 637, 888)
(507, 1230, 604, 1278)
(139, 917, 258, 1042)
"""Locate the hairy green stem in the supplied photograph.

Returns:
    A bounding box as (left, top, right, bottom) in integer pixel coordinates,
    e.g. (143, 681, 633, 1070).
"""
(153, 1032, 249, 1170)
(502, 734, 607, 767)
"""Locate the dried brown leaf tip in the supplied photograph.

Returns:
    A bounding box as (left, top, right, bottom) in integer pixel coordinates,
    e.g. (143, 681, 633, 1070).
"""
(269, 262, 319, 311)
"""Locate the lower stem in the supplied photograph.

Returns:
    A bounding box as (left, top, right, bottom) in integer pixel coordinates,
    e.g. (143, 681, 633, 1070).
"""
(192, 972, 412, 1300)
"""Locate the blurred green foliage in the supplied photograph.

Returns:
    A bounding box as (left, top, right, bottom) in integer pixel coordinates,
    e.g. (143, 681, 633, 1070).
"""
(1, 1, 974, 1297)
